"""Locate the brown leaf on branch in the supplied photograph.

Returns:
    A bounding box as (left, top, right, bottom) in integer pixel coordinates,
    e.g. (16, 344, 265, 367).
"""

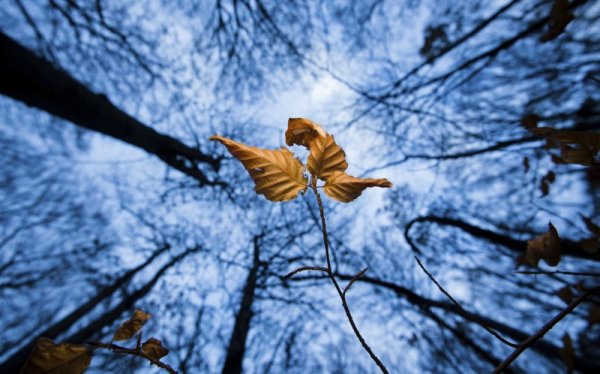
(213, 119, 391, 204)
(210, 135, 308, 202)
(530, 127, 599, 165)
(307, 133, 348, 181)
(554, 130, 600, 149)
(286, 118, 349, 180)
(285, 118, 327, 148)
(113, 309, 151, 341)
(526, 222, 561, 266)
(560, 146, 595, 165)
(141, 338, 169, 360)
(323, 171, 392, 203)
(540, 0, 574, 43)
(20, 338, 92, 374)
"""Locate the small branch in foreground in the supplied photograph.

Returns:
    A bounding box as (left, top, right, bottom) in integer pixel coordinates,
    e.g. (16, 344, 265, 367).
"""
(343, 267, 369, 297)
(414, 256, 518, 348)
(492, 286, 600, 373)
(88, 341, 177, 374)
(310, 177, 389, 374)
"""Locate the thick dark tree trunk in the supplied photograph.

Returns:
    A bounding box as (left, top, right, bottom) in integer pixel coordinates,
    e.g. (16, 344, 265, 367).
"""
(0, 246, 199, 374)
(0, 32, 222, 187)
(405, 215, 599, 262)
(221, 237, 261, 374)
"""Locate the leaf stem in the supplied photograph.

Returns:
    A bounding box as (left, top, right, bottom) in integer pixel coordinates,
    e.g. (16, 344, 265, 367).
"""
(310, 176, 389, 374)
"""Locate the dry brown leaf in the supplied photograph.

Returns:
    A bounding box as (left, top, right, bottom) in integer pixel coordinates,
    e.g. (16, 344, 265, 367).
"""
(307, 133, 348, 180)
(530, 127, 599, 165)
(526, 222, 561, 266)
(555, 130, 599, 165)
(555, 130, 600, 149)
(113, 309, 151, 341)
(559, 333, 574, 371)
(557, 285, 573, 304)
(20, 338, 92, 374)
(323, 171, 392, 203)
(540, 0, 574, 43)
(210, 135, 307, 202)
(285, 118, 327, 148)
(560, 146, 595, 166)
(285, 118, 350, 180)
(141, 338, 169, 361)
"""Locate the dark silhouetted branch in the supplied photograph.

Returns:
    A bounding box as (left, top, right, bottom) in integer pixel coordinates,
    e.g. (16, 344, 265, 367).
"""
(493, 286, 600, 373)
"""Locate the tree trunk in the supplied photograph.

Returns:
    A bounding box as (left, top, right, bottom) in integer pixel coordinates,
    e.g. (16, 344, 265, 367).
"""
(221, 236, 261, 374)
(0, 32, 222, 187)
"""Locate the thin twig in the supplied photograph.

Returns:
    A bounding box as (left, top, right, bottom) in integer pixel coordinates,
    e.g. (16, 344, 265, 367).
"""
(493, 286, 600, 373)
(343, 267, 369, 297)
(414, 256, 518, 348)
(284, 266, 329, 279)
(88, 341, 177, 374)
(310, 176, 389, 374)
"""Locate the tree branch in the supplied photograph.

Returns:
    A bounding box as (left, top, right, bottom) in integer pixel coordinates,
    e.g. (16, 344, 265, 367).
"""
(88, 341, 177, 374)
(493, 286, 600, 373)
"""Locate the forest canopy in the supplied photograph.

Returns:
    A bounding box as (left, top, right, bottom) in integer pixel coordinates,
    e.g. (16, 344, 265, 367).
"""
(0, 0, 599, 373)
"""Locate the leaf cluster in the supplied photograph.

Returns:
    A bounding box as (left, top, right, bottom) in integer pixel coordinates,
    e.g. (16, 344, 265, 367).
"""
(211, 118, 392, 202)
